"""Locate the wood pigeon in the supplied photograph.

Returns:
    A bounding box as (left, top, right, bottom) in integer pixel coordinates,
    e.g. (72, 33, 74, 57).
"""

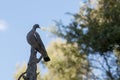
(27, 24, 50, 62)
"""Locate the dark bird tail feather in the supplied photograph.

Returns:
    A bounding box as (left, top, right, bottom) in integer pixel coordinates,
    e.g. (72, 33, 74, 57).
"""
(44, 56, 50, 62)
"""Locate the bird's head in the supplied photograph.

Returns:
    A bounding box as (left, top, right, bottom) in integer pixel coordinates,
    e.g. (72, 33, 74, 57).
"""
(33, 24, 40, 29)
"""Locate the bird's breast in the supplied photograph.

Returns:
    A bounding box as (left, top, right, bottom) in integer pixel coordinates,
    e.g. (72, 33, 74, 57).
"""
(27, 33, 34, 44)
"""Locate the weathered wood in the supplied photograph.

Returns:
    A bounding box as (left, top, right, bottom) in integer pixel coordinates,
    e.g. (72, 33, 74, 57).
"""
(18, 47, 42, 80)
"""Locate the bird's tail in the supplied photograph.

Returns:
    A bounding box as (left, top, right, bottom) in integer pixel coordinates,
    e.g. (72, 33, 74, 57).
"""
(44, 56, 50, 62)
(38, 49, 50, 62)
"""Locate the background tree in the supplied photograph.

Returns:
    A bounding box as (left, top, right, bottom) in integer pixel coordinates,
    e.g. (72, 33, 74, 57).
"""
(51, 0, 120, 79)
(43, 39, 90, 80)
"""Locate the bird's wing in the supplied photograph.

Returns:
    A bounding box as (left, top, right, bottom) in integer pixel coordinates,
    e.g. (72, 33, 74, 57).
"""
(34, 32, 50, 62)
(34, 32, 47, 51)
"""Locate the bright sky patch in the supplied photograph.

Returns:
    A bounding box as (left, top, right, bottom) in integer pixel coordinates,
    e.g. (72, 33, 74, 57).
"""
(0, 20, 7, 31)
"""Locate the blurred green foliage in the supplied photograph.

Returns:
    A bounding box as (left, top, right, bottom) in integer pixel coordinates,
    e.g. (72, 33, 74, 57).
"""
(51, 0, 120, 79)
(44, 39, 89, 80)
(55, 0, 120, 53)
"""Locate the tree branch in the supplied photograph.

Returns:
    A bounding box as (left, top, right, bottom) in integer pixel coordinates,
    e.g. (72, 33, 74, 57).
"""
(18, 72, 26, 80)
(103, 54, 114, 80)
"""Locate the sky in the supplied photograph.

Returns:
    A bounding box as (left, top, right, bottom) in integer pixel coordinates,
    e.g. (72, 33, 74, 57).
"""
(0, 0, 82, 80)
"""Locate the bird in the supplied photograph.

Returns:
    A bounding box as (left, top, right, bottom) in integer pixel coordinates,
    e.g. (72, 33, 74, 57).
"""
(27, 24, 50, 62)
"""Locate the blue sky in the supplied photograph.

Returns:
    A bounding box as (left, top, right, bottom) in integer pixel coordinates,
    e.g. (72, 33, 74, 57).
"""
(0, 0, 82, 80)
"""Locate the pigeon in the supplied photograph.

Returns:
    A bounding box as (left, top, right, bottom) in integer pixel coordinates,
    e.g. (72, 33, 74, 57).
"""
(27, 24, 50, 62)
